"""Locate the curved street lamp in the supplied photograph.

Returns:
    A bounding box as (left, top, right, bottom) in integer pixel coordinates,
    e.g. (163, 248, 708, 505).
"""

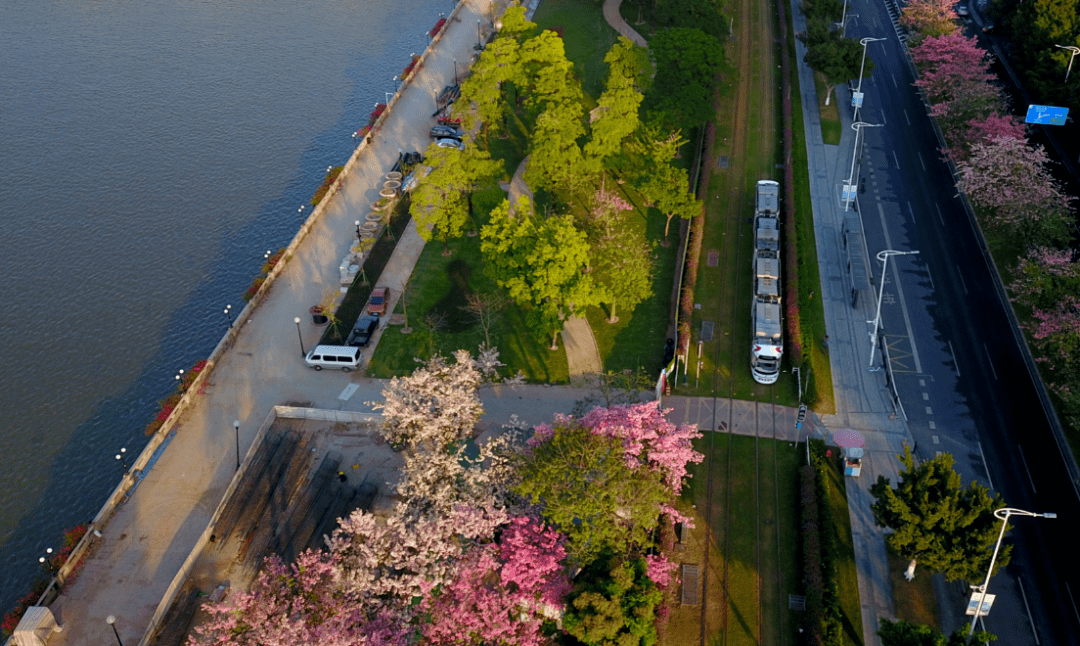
(967, 507, 1057, 642)
(868, 249, 919, 368)
(1054, 44, 1080, 83)
(843, 122, 883, 211)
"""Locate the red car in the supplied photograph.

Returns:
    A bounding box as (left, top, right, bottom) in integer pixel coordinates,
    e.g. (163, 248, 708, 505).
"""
(367, 286, 390, 316)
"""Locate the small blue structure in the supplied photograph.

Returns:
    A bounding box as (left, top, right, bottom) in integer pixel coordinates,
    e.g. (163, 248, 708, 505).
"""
(1025, 104, 1069, 126)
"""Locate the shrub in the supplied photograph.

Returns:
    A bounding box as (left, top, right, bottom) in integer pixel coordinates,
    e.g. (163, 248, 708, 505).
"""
(430, 18, 446, 38)
(310, 166, 345, 206)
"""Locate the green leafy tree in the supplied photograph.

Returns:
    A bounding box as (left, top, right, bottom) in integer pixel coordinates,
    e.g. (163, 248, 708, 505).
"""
(456, 36, 521, 136)
(515, 423, 670, 562)
(517, 30, 583, 120)
(803, 30, 873, 105)
(623, 127, 700, 239)
(870, 446, 1008, 581)
(643, 27, 724, 134)
(588, 190, 655, 322)
(584, 38, 649, 171)
(563, 555, 663, 646)
(1008, 0, 1080, 103)
(879, 619, 996, 646)
(481, 197, 598, 346)
(410, 143, 503, 251)
(525, 99, 591, 196)
(593, 226, 654, 323)
(497, 2, 536, 40)
(649, 0, 729, 41)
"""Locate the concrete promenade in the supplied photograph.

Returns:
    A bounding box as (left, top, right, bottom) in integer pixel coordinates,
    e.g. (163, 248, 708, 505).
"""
(42, 2, 506, 645)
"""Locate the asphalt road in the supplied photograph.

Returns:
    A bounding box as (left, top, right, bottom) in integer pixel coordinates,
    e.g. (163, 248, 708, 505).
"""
(837, 1, 1080, 643)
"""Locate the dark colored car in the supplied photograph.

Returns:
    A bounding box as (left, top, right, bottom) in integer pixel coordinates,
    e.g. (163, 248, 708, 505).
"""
(367, 286, 390, 316)
(430, 125, 464, 140)
(346, 314, 380, 347)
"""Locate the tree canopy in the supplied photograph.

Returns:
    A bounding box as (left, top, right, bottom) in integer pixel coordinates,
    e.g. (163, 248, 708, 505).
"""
(802, 29, 873, 104)
(643, 27, 724, 134)
(481, 196, 598, 342)
(410, 143, 503, 247)
(870, 446, 1008, 581)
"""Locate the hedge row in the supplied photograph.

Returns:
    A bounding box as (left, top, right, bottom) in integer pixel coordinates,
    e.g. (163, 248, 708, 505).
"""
(801, 440, 844, 645)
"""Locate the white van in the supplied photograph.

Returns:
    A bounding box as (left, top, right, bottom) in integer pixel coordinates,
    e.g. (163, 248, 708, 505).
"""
(304, 345, 362, 371)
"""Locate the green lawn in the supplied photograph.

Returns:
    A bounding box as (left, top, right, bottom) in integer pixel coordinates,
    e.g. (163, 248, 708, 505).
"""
(532, 0, 619, 98)
(819, 450, 865, 646)
(786, 5, 835, 412)
(815, 72, 842, 145)
(364, 231, 571, 383)
(678, 434, 802, 646)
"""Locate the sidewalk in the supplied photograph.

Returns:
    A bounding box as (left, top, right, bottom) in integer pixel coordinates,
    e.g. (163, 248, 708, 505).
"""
(43, 3, 499, 645)
(788, 0, 915, 644)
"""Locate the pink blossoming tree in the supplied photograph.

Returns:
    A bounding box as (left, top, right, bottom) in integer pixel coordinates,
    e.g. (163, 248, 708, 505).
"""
(956, 136, 1073, 243)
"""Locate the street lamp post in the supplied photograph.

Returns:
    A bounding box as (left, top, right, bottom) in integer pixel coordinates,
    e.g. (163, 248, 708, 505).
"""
(224, 304, 234, 328)
(843, 122, 883, 210)
(1055, 44, 1080, 82)
(453, 58, 458, 85)
(355, 220, 363, 241)
(175, 369, 185, 389)
(477, 19, 482, 49)
(967, 508, 1057, 642)
(233, 420, 241, 470)
(115, 447, 128, 470)
(294, 317, 305, 357)
(852, 37, 885, 119)
(106, 615, 123, 646)
(868, 249, 920, 368)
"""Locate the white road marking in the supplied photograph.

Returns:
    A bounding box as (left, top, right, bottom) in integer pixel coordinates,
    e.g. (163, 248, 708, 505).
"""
(983, 342, 998, 380)
(926, 267, 934, 289)
(925, 406, 933, 414)
(948, 340, 960, 376)
(957, 265, 969, 295)
(917, 151, 926, 171)
(1066, 582, 1080, 630)
(935, 202, 944, 226)
(932, 434, 939, 444)
(1018, 445, 1037, 493)
(339, 383, 359, 401)
(922, 392, 929, 400)
(881, 111, 887, 125)
(1018, 577, 1040, 645)
(978, 440, 994, 490)
(903, 109, 911, 125)
(928, 420, 936, 429)
(876, 204, 922, 373)
(891, 72, 898, 88)
(893, 151, 900, 168)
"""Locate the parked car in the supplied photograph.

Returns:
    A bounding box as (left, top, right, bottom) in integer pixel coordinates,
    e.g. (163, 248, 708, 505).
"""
(346, 314, 380, 347)
(430, 125, 464, 140)
(955, 4, 969, 16)
(367, 286, 390, 316)
(402, 165, 432, 192)
(436, 138, 465, 150)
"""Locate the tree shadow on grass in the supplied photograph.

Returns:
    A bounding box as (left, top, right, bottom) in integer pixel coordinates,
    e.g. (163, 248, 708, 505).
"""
(426, 258, 476, 333)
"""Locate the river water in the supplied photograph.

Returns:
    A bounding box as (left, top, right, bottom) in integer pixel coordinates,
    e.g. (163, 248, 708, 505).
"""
(0, 0, 446, 612)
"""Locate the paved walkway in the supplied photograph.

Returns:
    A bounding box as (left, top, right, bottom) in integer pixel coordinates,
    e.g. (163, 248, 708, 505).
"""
(601, 0, 648, 48)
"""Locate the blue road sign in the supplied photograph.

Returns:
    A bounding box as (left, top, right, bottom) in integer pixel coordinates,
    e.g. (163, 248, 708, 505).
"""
(852, 91, 864, 108)
(842, 184, 857, 201)
(1025, 104, 1069, 126)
